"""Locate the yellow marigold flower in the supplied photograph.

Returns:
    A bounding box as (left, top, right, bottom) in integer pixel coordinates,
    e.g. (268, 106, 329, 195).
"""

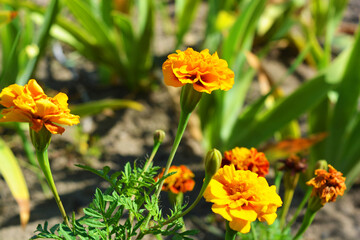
(306, 164, 346, 205)
(203, 165, 282, 233)
(155, 165, 195, 194)
(222, 147, 269, 177)
(162, 48, 234, 94)
(0, 79, 79, 134)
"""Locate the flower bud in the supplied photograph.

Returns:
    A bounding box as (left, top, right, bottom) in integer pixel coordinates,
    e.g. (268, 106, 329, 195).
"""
(154, 130, 165, 144)
(204, 149, 222, 178)
(314, 160, 328, 171)
(30, 126, 51, 151)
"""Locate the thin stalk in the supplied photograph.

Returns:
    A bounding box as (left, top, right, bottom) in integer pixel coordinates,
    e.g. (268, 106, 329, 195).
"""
(250, 222, 258, 240)
(154, 110, 191, 198)
(129, 138, 162, 228)
(293, 208, 317, 240)
(140, 111, 190, 232)
(274, 170, 283, 194)
(225, 221, 237, 240)
(143, 140, 161, 173)
(280, 188, 295, 228)
(280, 172, 299, 228)
(36, 149, 70, 228)
(284, 188, 312, 231)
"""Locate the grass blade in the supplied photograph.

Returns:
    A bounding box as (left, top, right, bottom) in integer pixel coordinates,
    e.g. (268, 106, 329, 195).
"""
(69, 99, 143, 117)
(17, 0, 59, 85)
(0, 137, 30, 227)
(326, 26, 360, 168)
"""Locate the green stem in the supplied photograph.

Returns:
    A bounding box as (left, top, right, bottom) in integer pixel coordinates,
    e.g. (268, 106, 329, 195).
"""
(250, 222, 258, 240)
(284, 188, 312, 231)
(293, 208, 317, 240)
(140, 111, 190, 233)
(143, 140, 161, 173)
(158, 111, 191, 194)
(16, 123, 50, 197)
(36, 149, 70, 228)
(280, 187, 295, 228)
(130, 140, 162, 229)
(280, 172, 299, 228)
(274, 170, 283, 194)
(225, 221, 237, 240)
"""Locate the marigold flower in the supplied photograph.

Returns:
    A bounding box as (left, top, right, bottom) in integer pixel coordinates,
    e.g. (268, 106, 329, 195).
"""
(0, 79, 79, 134)
(306, 164, 346, 205)
(155, 165, 195, 194)
(222, 147, 269, 177)
(278, 155, 307, 175)
(203, 165, 282, 233)
(162, 48, 234, 94)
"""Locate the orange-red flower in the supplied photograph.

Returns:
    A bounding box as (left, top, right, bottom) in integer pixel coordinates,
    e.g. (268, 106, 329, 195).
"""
(203, 165, 282, 233)
(162, 48, 234, 94)
(156, 165, 195, 194)
(0, 79, 79, 134)
(306, 164, 346, 205)
(222, 147, 269, 177)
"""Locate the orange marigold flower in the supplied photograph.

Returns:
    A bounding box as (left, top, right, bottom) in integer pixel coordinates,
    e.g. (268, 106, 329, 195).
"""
(203, 165, 282, 233)
(0, 79, 79, 134)
(156, 165, 195, 194)
(306, 164, 346, 205)
(162, 48, 234, 94)
(222, 147, 269, 177)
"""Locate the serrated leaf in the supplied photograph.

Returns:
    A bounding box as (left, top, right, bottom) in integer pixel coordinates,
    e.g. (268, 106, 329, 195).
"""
(80, 218, 106, 228)
(58, 224, 75, 240)
(83, 207, 103, 219)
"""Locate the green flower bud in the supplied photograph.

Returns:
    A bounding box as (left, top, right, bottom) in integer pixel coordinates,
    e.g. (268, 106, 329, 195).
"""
(30, 126, 51, 152)
(204, 149, 222, 178)
(154, 130, 165, 144)
(314, 160, 328, 171)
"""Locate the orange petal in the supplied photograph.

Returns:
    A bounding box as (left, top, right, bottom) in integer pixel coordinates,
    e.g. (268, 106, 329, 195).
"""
(212, 204, 232, 221)
(229, 208, 257, 221)
(0, 108, 32, 123)
(44, 122, 65, 134)
(162, 61, 184, 87)
(229, 218, 251, 233)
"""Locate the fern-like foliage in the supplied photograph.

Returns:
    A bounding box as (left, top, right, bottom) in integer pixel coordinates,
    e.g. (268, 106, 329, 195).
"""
(31, 162, 198, 240)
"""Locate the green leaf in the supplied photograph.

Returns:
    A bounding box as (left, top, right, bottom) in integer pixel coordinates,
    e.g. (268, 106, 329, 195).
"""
(0, 137, 30, 227)
(57, 224, 75, 240)
(83, 208, 102, 219)
(326, 25, 360, 169)
(228, 74, 334, 148)
(222, 0, 266, 65)
(80, 218, 106, 228)
(175, 0, 202, 47)
(0, 31, 20, 89)
(69, 99, 143, 117)
(18, 0, 59, 85)
(63, 0, 112, 47)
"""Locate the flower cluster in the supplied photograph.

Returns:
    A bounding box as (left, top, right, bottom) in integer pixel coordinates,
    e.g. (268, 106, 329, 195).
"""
(203, 165, 282, 233)
(222, 147, 269, 177)
(162, 48, 234, 94)
(0, 79, 79, 134)
(306, 164, 346, 205)
(156, 165, 195, 194)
